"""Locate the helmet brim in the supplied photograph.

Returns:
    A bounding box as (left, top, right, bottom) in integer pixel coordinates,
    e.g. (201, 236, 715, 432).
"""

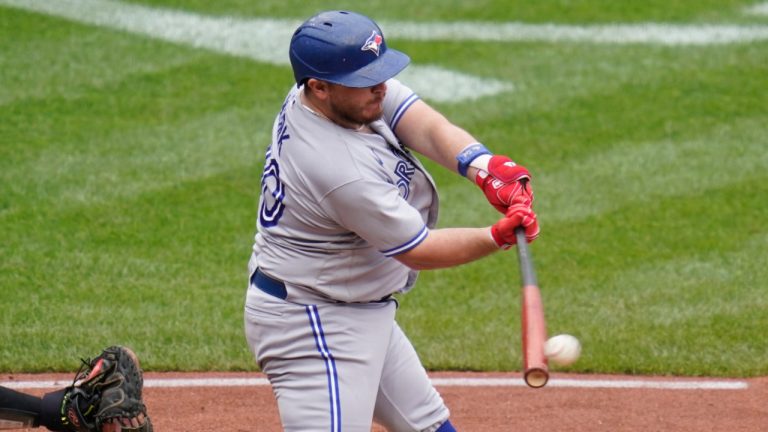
(323, 48, 411, 88)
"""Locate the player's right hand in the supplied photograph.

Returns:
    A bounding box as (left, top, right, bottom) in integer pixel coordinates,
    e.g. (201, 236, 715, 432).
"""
(490, 203, 540, 249)
(475, 155, 533, 213)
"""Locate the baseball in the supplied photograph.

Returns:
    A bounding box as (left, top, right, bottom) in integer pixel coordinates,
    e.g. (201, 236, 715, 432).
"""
(544, 334, 581, 366)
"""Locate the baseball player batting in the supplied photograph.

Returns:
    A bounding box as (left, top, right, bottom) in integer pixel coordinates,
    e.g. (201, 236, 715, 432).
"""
(244, 10, 539, 431)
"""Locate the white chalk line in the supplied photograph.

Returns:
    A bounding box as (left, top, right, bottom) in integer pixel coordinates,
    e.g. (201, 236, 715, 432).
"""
(1, 376, 748, 391)
(745, 2, 768, 16)
(385, 22, 768, 45)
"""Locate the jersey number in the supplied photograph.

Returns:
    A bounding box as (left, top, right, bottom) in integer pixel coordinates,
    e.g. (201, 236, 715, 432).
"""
(260, 97, 291, 227)
(259, 155, 285, 227)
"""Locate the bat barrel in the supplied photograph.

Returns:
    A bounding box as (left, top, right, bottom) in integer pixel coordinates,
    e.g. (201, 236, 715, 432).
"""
(522, 284, 548, 388)
(515, 227, 549, 388)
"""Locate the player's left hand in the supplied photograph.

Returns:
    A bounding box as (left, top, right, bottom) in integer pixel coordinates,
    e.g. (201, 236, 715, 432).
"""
(475, 155, 533, 213)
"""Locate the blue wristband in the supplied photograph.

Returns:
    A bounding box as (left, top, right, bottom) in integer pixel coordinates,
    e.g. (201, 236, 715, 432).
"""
(456, 143, 492, 177)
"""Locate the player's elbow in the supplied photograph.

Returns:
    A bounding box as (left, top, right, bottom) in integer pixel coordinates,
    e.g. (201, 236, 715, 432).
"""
(393, 247, 438, 271)
(397, 259, 431, 271)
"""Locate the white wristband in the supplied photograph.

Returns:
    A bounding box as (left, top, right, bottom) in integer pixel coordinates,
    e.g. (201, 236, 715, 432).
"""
(469, 154, 492, 173)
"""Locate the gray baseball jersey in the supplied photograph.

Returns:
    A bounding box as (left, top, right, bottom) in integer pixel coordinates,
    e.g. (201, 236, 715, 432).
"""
(245, 78, 452, 431)
(248, 78, 439, 303)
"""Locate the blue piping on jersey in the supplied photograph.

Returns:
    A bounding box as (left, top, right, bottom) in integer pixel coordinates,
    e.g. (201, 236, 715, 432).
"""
(306, 305, 342, 432)
(381, 225, 428, 257)
(390, 93, 420, 132)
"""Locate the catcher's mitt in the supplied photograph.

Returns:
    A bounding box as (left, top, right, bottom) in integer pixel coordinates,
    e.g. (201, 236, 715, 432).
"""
(60, 346, 153, 432)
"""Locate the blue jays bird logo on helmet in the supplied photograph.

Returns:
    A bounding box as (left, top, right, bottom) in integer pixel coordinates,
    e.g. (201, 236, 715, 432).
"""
(361, 30, 383, 56)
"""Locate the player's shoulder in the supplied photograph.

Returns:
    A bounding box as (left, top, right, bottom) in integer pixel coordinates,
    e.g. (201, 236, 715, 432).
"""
(281, 102, 368, 194)
(382, 78, 420, 132)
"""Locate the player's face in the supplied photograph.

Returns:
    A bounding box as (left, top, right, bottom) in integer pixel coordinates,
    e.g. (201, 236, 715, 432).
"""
(326, 81, 387, 127)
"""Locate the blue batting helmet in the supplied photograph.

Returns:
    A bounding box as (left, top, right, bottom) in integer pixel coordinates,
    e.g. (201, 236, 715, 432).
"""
(289, 10, 410, 88)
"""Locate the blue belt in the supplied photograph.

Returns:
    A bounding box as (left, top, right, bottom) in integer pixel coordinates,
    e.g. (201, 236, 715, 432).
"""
(251, 269, 287, 300)
(251, 269, 394, 304)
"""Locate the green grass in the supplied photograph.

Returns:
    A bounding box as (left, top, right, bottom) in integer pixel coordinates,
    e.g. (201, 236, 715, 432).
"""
(134, 0, 753, 22)
(1, 0, 767, 376)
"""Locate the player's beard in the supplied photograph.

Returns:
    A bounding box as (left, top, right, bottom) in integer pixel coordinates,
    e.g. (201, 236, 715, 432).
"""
(328, 95, 384, 127)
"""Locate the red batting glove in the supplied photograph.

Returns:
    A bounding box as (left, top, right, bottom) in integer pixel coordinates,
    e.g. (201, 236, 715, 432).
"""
(475, 155, 534, 213)
(490, 203, 540, 249)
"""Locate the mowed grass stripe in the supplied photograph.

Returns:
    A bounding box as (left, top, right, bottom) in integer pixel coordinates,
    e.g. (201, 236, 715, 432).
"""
(1, 167, 257, 371)
(0, 9, 211, 108)
(2, 107, 264, 209)
(0, 42, 283, 213)
(538, 117, 768, 223)
(543, 233, 768, 376)
(0, 0, 512, 102)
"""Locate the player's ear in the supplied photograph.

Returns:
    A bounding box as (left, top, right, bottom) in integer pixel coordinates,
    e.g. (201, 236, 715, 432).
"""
(306, 78, 331, 100)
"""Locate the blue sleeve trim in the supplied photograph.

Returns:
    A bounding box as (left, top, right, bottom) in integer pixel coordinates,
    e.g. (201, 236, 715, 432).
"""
(390, 93, 420, 132)
(381, 225, 428, 257)
(456, 143, 492, 177)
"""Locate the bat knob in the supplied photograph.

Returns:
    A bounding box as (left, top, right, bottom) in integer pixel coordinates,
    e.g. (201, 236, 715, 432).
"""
(524, 368, 549, 388)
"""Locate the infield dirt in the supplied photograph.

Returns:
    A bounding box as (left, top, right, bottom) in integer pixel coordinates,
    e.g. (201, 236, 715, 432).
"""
(5, 371, 766, 431)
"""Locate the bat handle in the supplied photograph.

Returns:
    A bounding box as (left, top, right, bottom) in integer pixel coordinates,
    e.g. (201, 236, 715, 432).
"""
(514, 227, 537, 287)
(514, 226, 527, 248)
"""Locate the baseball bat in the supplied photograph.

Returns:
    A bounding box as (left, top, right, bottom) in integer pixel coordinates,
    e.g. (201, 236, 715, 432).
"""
(515, 226, 549, 388)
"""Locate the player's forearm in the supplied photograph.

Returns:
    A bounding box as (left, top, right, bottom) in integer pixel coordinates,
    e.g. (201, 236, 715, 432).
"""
(395, 100, 479, 173)
(418, 124, 480, 174)
(394, 227, 498, 270)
